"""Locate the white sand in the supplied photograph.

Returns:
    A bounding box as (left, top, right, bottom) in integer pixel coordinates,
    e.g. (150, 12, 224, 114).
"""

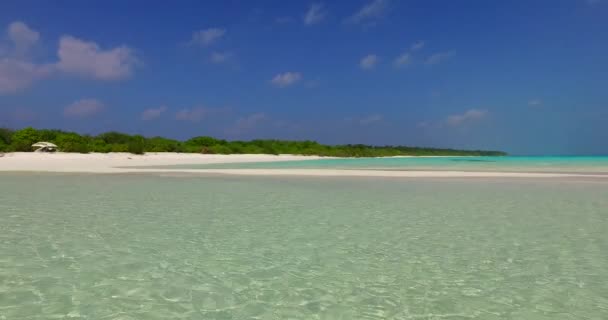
(0, 152, 322, 173)
(0, 152, 605, 178)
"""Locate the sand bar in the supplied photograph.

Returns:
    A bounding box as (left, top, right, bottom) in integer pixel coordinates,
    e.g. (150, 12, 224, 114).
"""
(1, 152, 607, 178)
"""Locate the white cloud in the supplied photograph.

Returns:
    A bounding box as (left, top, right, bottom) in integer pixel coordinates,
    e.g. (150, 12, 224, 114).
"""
(56, 35, 138, 80)
(64, 98, 105, 118)
(8, 21, 39, 55)
(411, 40, 425, 51)
(425, 51, 455, 65)
(304, 3, 327, 25)
(271, 72, 302, 87)
(393, 52, 411, 68)
(0, 22, 50, 94)
(346, 0, 389, 24)
(360, 54, 378, 70)
(141, 106, 167, 120)
(446, 109, 487, 126)
(1, 21, 140, 94)
(210, 51, 233, 64)
(190, 28, 226, 46)
(528, 99, 542, 107)
(0, 59, 52, 94)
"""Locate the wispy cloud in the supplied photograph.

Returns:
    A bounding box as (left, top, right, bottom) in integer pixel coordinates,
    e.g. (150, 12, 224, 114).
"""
(393, 52, 411, 68)
(0, 21, 52, 94)
(345, 0, 389, 25)
(190, 28, 226, 46)
(446, 109, 487, 126)
(411, 40, 425, 51)
(418, 109, 488, 130)
(56, 35, 139, 80)
(392, 41, 426, 69)
(8, 21, 39, 56)
(359, 114, 383, 125)
(304, 3, 328, 25)
(227, 113, 268, 135)
(425, 51, 455, 65)
(175, 107, 210, 122)
(141, 106, 167, 120)
(528, 99, 542, 107)
(0, 59, 52, 94)
(271, 72, 302, 87)
(64, 98, 105, 118)
(209, 51, 233, 64)
(360, 54, 378, 70)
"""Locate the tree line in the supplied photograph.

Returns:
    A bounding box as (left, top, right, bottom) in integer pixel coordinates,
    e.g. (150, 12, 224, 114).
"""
(0, 127, 507, 157)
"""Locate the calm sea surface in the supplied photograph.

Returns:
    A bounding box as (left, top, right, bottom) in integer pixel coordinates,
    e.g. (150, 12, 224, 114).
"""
(138, 156, 608, 174)
(1, 173, 607, 319)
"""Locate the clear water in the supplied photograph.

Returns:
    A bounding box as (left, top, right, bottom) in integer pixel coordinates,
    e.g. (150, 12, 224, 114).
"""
(1, 173, 608, 319)
(136, 156, 608, 174)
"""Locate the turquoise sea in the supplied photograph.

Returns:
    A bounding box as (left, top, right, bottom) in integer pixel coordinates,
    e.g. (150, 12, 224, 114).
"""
(1, 159, 608, 319)
(138, 156, 608, 174)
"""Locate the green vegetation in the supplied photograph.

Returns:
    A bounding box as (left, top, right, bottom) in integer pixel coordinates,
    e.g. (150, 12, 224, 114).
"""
(0, 127, 507, 156)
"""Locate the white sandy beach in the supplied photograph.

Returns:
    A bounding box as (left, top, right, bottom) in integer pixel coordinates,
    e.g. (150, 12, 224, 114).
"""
(1, 152, 607, 178)
(0, 152, 324, 173)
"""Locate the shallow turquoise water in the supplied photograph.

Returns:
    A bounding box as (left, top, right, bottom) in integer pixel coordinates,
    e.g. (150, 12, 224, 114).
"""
(137, 156, 608, 174)
(1, 173, 608, 319)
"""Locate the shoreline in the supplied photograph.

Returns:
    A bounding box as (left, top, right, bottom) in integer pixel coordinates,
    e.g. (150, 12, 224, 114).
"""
(1, 152, 607, 178)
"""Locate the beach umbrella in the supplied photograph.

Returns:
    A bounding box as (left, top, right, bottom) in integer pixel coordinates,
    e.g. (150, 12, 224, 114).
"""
(32, 142, 58, 148)
(32, 142, 58, 152)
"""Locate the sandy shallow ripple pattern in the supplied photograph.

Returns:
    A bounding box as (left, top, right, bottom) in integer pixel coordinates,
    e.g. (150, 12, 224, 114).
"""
(1, 173, 608, 319)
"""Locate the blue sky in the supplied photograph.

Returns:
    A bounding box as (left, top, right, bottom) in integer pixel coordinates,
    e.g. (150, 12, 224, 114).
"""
(0, 0, 606, 155)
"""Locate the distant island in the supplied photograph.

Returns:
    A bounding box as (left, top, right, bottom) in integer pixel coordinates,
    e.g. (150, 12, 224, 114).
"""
(0, 127, 506, 157)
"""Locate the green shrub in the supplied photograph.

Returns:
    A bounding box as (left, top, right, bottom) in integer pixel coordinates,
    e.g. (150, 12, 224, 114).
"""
(145, 137, 182, 152)
(10, 127, 41, 151)
(127, 135, 145, 155)
(55, 133, 90, 153)
(185, 136, 226, 147)
(209, 145, 233, 154)
(110, 144, 129, 152)
(88, 138, 111, 153)
(0, 127, 508, 156)
(0, 128, 13, 146)
(99, 132, 132, 145)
